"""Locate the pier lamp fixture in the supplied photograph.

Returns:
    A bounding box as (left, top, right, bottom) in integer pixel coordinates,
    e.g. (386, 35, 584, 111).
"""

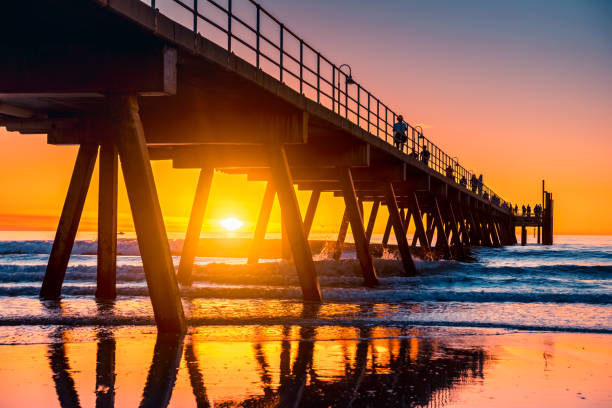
(338, 64, 355, 114)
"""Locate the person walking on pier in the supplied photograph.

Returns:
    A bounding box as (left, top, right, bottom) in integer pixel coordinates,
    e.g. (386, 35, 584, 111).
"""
(420, 145, 430, 166)
(522, 205, 526, 216)
(527, 205, 532, 217)
(393, 115, 408, 151)
(460, 176, 467, 187)
(477, 174, 483, 195)
(446, 165, 454, 181)
(470, 174, 478, 193)
(514, 204, 519, 215)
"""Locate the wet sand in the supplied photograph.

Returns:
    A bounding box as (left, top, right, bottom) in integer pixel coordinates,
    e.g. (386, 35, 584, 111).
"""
(0, 325, 610, 407)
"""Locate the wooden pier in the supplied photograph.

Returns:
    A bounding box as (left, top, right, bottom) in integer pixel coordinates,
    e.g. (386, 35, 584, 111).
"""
(0, 0, 553, 332)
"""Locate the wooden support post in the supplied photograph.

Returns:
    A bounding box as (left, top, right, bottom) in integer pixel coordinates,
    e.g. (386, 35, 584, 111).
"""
(382, 215, 392, 246)
(454, 203, 471, 247)
(339, 167, 379, 286)
(334, 209, 350, 260)
(303, 189, 320, 238)
(281, 221, 291, 260)
(521, 224, 527, 246)
(365, 199, 380, 243)
(426, 213, 436, 245)
(475, 212, 492, 247)
(111, 95, 185, 333)
(40, 144, 98, 299)
(445, 201, 466, 258)
(384, 183, 417, 276)
(248, 182, 276, 264)
(96, 143, 118, 299)
(177, 168, 214, 284)
(403, 208, 412, 233)
(488, 214, 501, 247)
(432, 197, 452, 259)
(467, 208, 482, 246)
(408, 193, 430, 251)
(267, 144, 322, 301)
(537, 222, 541, 244)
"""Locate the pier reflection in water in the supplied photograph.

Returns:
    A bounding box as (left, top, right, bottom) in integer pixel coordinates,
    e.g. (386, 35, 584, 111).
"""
(44, 326, 488, 406)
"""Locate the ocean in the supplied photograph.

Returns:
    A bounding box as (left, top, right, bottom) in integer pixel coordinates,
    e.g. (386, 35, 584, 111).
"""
(0, 233, 610, 335)
(0, 233, 610, 407)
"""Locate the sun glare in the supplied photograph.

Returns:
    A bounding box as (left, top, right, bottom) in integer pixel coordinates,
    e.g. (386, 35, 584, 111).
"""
(220, 217, 243, 231)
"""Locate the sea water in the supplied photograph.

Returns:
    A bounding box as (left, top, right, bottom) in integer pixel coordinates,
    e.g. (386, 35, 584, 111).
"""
(0, 233, 610, 342)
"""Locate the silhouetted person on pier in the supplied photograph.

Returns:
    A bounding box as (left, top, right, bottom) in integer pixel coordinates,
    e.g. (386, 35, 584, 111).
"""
(534, 204, 541, 219)
(393, 115, 408, 150)
(522, 205, 526, 216)
(477, 175, 483, 195)
(527, 205, 531, 217)
(514, 204, 518, 215)
(470, 174, 478, 192)
(460, 176, 467, 187)
(420, 145, 430, 166)
(483, 191, 489, 200)
(445, 165, 454, 181)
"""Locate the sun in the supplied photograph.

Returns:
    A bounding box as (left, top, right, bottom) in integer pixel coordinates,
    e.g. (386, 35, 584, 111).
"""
(219, 217, 243, 231)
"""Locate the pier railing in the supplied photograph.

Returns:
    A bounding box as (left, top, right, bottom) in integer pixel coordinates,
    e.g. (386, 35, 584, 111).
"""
(144, 0, 510, 210)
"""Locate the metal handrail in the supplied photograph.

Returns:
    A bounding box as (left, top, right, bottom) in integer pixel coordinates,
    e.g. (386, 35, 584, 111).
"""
(145, 0, 512, 212)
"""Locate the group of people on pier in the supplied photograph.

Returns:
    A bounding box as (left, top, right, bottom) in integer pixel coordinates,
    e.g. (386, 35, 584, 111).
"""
(516, 204, 543, 218)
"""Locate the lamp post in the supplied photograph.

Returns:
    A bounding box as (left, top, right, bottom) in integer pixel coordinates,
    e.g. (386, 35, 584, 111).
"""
(413, 125, 424, 155)
(338, 64, 355, 115)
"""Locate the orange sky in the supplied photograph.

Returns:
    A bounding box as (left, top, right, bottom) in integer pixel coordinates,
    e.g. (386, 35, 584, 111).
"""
(0, 0, 611, 235)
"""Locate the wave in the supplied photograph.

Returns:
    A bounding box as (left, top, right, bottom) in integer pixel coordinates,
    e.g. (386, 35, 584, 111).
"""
(0, 283, 610, 305)
(0, 315, 609, 335)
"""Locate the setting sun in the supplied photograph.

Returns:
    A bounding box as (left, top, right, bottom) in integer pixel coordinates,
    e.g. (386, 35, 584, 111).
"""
(219, 217, 243, 231)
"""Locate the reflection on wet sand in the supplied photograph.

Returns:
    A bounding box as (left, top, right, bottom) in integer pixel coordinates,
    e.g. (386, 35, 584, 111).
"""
(45, 326, 487, 407)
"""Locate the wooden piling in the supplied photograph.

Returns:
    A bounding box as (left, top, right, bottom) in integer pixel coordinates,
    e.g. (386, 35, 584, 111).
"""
(177, 168, 214, 284)
(96, 143, 118, 299)
(333, 209, 350, 260)
(339, 167, 379, 286)
(267, 144, 321, 301)
(247, 182, 276, 264)
(445, 201, 466, 258)
(110, 95, 185, 333)
(521, 224, 527, 246)
(432, 197, 452, 258)
(408, 193, 430, 251)
(384, 183, 417, 276)
(365, 199, 380, 243)
(303, 188, 320, 238)
(40, 144, 98, 299)
(382, 215, 392, 246)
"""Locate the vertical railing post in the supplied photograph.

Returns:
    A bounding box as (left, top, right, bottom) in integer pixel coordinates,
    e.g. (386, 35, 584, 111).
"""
(385, 107, 388, 142)
(376, 100, 380, 137)
(357, 85, 360, 126)
(279, 24, 284, 82)
(227, 0, 232, 53)
(367, 92, 370, 132)
(332, 66, 336, 113)
(256, 4, 260, 68)
(193, 0, 198, 32)
(316, 52, 320, 103)
(345, 78, 348, 119)
(299, 40, 303, 94)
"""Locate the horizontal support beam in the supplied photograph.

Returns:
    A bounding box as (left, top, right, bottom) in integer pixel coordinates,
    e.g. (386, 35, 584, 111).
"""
(1, 41, 176, 96)
(149, 142, 370, 168)
(241, 164, 406, 182)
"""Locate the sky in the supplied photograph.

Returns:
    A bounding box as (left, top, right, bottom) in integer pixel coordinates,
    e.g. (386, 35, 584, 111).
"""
(0, 0, 611, 235)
